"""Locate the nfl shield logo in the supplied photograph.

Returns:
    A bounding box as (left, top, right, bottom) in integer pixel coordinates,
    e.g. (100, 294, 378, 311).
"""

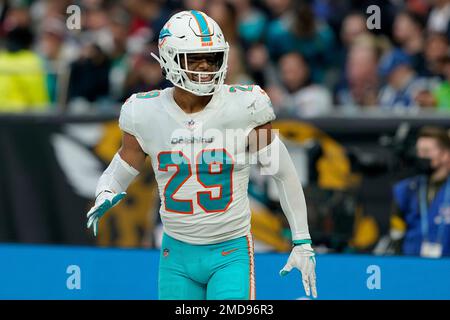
(163, 249, 170, 257)
(186, 119, 195, 129)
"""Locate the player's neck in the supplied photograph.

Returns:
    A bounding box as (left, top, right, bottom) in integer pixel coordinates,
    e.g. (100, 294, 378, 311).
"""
(173, 87, 213, 114)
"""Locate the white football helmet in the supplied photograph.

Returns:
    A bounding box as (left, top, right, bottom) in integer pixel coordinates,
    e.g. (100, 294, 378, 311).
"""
(151, 10, 229, 96)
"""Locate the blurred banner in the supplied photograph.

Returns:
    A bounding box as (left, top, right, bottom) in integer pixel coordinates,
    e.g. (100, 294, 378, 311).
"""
(1, 244, 450, 300)
(1, 113, 450, 251)
(0, 114, 157, 247)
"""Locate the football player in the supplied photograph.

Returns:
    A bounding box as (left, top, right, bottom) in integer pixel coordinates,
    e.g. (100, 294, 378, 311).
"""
(87, 10, 317, 300)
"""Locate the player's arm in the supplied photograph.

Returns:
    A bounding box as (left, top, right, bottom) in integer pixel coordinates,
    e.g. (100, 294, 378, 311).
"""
(249, 122, 317, 298)
(86, 132, 146, 236)
(250, 123, 311, 241)
(118, 132, 147, 172)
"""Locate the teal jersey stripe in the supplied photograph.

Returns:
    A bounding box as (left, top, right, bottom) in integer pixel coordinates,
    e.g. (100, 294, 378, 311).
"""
(190, 10, 212, 43)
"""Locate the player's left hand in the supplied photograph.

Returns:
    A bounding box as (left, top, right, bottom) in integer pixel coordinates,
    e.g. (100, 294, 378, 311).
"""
(280, 243, 317, 298)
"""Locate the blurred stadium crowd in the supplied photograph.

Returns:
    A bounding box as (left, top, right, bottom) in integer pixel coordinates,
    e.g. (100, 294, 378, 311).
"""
(0, 0, 449, 115)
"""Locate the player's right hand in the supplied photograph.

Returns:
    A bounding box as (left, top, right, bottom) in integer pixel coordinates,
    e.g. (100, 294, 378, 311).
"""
(86, 190, 126, 236)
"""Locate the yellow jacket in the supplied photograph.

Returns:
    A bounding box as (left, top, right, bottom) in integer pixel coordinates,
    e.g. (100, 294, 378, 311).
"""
(0, 50, 49, 112)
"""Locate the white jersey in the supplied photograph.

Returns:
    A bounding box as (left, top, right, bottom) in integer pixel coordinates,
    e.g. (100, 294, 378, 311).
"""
(119, 84, 276, 244)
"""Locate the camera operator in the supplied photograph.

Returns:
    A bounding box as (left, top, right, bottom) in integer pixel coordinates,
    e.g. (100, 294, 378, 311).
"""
(389, 126, 450, 258)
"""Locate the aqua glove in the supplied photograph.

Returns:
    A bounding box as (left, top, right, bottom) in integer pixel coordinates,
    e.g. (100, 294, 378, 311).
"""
(86, 191, 126, 236)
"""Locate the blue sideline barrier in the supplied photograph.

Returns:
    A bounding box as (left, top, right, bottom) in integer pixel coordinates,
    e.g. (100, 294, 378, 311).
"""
(1, 244, 450, 300)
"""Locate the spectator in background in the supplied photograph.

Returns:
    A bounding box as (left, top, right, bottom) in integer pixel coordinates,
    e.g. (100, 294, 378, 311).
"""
(337, 12, 369, 68)
(182, 0, 207, 12)
(124, 0, 171, 45)
(207, 0, 239, 45)
(412, 32, 448, 109)
(264, 0, 292, 32)
(378, 48, 428, 109)
(2, 0, 31, 29)
(267, 51, 332, 117)
(392, 11, 427, 75)
(36, 17, 70, 107)
(81, 0, 115, 56)
(122, 43, 168, 99)
(0, 26, 49, 112)
(0, 1, 8, 37)
(244, 42, 276, 88)
(66, 42, 111, 111)
(416, 55, 450, 109)
(329, 12, 370, 92)
(406, 0, 431, 16)
(335, 34, 383, 108)
(433, 56, 450, 109)
(388, 126, 450, 257)
(30, 0, 72, 20)
(231, 0, 268, 49)
(265, 0, 335, 83)
(107, 5, 132, 102)
(423, 32, 449, 79)
(427, 0, 450, 36)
